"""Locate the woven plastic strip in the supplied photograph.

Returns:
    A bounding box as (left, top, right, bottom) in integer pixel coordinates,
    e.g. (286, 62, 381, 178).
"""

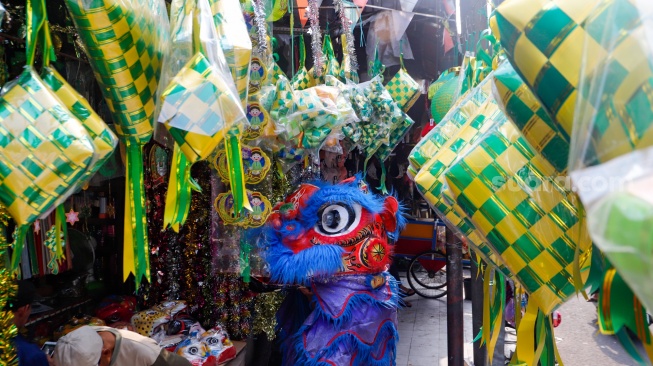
(492, 60, 569, 174)
(445, 125, 592, 315)
(376, 112, 414, 162)
(493, 0, 602, 138)
(208, 0, 253, 107)
(570, 0, 653, 170)
(408, 75, 494, 178)
(1, 0, 95, 269)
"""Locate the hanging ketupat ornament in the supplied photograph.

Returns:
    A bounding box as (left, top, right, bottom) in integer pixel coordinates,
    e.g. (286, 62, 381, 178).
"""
(65, 0, 169, 286)
(385, 44, 420, 112)
(160, 0, 249, 232)
(0, 0, 95, 270)
(291, 35, 315, 91)
(39, 20, 119, 206)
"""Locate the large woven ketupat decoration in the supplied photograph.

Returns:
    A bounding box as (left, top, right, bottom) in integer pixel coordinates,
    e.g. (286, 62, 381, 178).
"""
(444, 126, 592, 315)
(570, 0, 653, 169)
(408, 75, 494, 178)
(493, 0, 602, 137)
(39, 23, 118, 204)
(492, 60, 569, 174)
(429, 67, 461, 124)
(385, 52, 420, 112)
(208, 0, 252, 107)
(291, 35, 315, 91)
(413, 98, 513, 278)
(0, 0, 95, 269)
(65, 0, 170, 286)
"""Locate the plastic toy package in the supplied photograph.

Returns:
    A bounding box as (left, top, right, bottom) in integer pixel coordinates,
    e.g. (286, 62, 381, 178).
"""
(359, 76, 403, 158)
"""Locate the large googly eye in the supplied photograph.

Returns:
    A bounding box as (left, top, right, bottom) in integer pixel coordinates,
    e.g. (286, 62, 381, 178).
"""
(188, 346, 199, 355)
(315, 203, 362, 237)
(205, 337, 218, 346)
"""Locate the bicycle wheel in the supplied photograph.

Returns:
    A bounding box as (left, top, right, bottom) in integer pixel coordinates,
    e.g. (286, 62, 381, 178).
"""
(407, 250, 447, 299)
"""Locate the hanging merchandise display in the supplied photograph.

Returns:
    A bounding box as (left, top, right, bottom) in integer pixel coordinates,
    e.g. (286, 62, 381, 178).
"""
(0, 0, 96, 269)
(262, 176, 405, 365)
(428, 66, 462, 124)
(492, 60, 569, 174)
(65, 0, 170, 286)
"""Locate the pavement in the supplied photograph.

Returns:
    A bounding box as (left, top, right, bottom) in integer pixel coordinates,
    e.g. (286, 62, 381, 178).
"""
(397, 283, 639, 366)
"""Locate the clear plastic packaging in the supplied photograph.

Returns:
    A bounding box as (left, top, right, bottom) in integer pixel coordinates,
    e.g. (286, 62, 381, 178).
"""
(157, 0, 247, 162)
(570, 0, 653, 172)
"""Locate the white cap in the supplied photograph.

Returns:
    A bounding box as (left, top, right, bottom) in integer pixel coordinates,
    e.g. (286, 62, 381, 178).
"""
(54, 326, 103, 366)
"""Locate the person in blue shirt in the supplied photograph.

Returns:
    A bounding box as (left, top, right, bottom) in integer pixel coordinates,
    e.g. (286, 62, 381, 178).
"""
(11, 280, 51, 366)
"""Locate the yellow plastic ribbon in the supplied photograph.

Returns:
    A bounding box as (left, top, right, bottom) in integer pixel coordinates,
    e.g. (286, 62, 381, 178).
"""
(225, 128, 251, 215)
(510, 300, 539, 365)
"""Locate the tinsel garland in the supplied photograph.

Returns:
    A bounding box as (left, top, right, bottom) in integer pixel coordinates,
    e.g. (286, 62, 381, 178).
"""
(0, 206, 17, 366)
(333, 0, 358, 70)
(306, 0, 324, 76)
(250, 0, 269, 57)
(252, 291, 284, 340)
(140, 142, 183, 306)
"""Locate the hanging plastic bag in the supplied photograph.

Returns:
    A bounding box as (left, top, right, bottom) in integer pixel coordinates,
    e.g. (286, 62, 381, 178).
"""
(291, 35, 315, 91)
(358, 76, 401, 158)
(385, 42, 420, 112)
(569, 0, 653, 172)
(325, 76, 369, 146)
(492, 60, 569, 174)
(208, 0, 253, 107)
(65, 0, 170, 287)
(0, 0, 96, 270)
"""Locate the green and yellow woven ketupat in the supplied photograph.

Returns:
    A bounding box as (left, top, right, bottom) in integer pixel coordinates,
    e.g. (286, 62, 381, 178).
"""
(385, 51, 420, 112)
(492, 60, 569, 174)
(429, 67, 461, 124)
(570, 0, 653, 169)
(160, 53, 246, 163)
(360, 77, 402, 158)
(414, 93, 512, 277)
(65, 0, 169, 286)
(375, 112, 414, 162)
(493, 0, 602, 138)
(408, 74, 494, 178)
(0, 0, 96, 270)
(291, 35, 315, 91)
(444, 125, 592, 315)
(208, 0, 253, 107)
(39, 23, 118, 203)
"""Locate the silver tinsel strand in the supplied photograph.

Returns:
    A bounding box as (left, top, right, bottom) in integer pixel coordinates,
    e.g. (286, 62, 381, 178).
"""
(251, 0, 269, 57)
(334, 0, 358, 70)
(307, 0, 324, 77)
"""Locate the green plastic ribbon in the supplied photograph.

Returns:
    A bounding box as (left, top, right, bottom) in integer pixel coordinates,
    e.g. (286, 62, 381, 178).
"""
(225, 128, 251, 216)
(55, 205, 67, 261)
(240, 237, 251, 283)
(164, 145, 194, 232)
(123, 140, 150, 288)
(369, 43, 385, 78)
(27, 229, 38, 276)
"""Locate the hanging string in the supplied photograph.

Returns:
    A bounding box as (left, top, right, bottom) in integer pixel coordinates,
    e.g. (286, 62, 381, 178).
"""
(289, 0, 294, 74)
(358, 14, 365, 47)
(333, 0, 358, 70)
(306, 0, 324, 75)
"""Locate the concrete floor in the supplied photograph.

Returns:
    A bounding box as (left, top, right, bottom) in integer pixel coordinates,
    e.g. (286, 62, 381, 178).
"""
(397, 285, 638, 366)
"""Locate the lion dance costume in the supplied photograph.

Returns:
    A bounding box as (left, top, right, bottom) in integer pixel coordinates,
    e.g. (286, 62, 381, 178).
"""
(263, 176, 406, 365)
